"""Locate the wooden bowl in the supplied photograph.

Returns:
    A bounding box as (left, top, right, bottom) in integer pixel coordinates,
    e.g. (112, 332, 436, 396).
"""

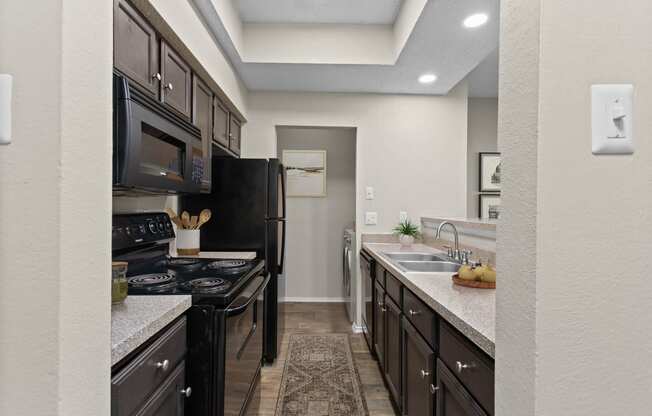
(452, 274, 495, 289)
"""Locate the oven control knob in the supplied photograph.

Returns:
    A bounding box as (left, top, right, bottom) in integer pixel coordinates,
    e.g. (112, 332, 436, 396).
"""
(148, 222, 157, 234)
(165, 222, 171, 231)
(157, 222, 165, 232)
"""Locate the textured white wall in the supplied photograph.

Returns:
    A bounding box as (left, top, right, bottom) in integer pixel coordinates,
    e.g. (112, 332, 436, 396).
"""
(495, 0, 539, 413)
(498, 0, 652, 414)
(467, 98, 498, 218)
(277, 127, 356, 301)
(0, 0, 112, 415)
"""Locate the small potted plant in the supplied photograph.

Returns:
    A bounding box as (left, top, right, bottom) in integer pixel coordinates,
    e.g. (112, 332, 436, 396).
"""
(393, 219, 420, 246)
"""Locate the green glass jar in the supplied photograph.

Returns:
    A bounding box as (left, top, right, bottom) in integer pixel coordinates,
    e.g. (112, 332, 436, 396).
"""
(112, 261, 129, 305)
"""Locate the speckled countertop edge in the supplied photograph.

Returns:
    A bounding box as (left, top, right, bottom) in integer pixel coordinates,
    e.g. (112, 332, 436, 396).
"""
(111, 295, 192, 366)
(363, 243, 495, 358)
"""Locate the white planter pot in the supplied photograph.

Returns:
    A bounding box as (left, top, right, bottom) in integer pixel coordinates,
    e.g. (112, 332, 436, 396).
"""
(399, 235, 415, 246)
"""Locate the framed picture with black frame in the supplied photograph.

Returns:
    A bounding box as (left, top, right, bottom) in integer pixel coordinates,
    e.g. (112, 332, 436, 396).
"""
(479, 152, 501, 193)
(479, 194, 501, 220)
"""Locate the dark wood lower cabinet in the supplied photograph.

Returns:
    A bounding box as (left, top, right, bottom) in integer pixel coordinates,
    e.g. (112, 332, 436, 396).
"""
(384, 295, 402, 408)
(401, 317, 435, 416)
(374, 282, 386, 370)
(436, 359, 487, 416)
(137, 362, 187, 416)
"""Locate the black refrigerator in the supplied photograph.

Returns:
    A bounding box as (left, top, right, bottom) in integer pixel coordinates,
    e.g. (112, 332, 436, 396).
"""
(181, 157, 286, 363)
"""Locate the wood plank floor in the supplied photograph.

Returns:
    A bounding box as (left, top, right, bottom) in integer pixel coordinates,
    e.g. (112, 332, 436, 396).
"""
(251, 302, 397, 416)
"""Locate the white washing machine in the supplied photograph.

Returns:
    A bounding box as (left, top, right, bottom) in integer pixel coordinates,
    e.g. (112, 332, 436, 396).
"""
(342, 228, 356, 324)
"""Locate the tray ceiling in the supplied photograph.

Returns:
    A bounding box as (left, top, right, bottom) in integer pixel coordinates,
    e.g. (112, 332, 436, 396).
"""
(193, 0, 499, 96)
(235, 0, 404, 25)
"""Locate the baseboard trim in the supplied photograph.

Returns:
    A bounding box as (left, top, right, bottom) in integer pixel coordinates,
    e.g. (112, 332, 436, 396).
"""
(280, 297, 347, 303)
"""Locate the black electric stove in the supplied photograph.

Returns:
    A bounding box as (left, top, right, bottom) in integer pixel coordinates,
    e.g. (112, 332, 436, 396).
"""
(113, 213, 267, 416)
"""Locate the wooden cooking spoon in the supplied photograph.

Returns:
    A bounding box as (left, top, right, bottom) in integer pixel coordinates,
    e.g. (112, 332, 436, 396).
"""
(196, 209, 212, 229)
(165, 208, 183, 228)
(190, 215, 198, 229)
(181, 211, 191, 229)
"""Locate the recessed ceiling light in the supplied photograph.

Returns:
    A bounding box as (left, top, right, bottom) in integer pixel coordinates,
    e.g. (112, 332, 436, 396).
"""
(418, 73, 437, 84)
(463, 13, 488, 28)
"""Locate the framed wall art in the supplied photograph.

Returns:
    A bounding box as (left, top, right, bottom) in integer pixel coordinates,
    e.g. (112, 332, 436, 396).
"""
(479, 152, 501, 193)
(282, 150, 327, 197)
(479, 194, 501, 220)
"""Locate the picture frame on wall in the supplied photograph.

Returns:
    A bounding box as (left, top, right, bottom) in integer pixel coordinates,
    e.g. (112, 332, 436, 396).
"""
(282, 149, 327, 197)
(479, 194, 501, 220)
(479, 152, 501, 192)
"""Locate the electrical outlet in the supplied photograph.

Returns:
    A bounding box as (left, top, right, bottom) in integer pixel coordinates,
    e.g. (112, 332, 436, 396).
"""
(365, 186, 374, 200)
(399, 211, 408, 222)
(365, 212, 378, 225)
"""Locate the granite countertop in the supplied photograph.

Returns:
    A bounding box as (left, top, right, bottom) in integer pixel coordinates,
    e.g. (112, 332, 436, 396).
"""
(363, 242, 495, 358)
(111, 295, 192, 366)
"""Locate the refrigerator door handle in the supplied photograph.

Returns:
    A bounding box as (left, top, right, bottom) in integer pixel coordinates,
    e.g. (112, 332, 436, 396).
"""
(278, 219, 286, 274)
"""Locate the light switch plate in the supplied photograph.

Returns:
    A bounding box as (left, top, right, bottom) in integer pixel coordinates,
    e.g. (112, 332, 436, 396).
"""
(365, 186, 374, 200)
(591, 84, 634, 154)
(365, 212, 378, 225)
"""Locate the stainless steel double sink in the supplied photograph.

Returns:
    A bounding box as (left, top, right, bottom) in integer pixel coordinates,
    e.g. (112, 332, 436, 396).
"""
(382, 252, 461, 273)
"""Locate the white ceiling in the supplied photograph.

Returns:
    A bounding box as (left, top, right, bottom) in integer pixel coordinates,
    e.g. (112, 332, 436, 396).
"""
(235, 0, 404, 24)
(193, 0, 499, 96)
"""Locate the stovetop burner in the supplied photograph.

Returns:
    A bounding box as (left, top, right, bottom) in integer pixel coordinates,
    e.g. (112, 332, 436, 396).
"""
(182, 277, 231, 293)
(167, 258, 202, 267)
(205, 259, 249, 272)
(128, 273, 177, 289)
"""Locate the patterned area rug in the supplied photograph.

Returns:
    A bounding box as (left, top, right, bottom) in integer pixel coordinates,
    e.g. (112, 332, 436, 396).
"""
(275, 334, 369, 416)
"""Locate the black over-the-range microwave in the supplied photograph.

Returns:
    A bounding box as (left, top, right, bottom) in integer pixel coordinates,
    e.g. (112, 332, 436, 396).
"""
(113, 73, 207, 195)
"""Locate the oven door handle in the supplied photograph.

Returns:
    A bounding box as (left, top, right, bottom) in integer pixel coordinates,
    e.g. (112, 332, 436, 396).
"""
(225, 274, 270, 317)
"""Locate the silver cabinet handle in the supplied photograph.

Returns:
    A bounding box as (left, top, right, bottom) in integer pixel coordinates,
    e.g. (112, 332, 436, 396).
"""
(180, 387, 192, 398)
(164, 82, 173, 90)
(408, 309, 421, 316)
(420, 369, 430, 378)
(456, 361, 476, 373)
(152, 72, 161, 81)
(156, 359, 170, 371)
(430, 384, 439, 394)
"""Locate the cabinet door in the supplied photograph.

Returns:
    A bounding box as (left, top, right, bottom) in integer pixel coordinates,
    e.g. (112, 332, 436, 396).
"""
(402, 317, 435, 416)
(192, 75, 213, 192)
(435, 359, 487, 416)
(374, 282, 386, 369)
(212, 99, 230, 148)
(384, 295, 402, 409)
(114, 0, 159, 96)
(161, 41, 192, 118)
(229, 115, 242, 155)
(137, 362, 188, 416)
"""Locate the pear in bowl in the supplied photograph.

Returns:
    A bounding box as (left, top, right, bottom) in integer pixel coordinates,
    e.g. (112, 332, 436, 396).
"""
(457, 265, 475, 281)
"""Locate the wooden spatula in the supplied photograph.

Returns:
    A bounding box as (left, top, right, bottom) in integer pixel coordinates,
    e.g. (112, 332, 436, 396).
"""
(196, 209, 212, 229)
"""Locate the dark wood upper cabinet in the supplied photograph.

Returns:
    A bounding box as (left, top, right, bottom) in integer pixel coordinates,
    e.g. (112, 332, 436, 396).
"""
(374, 281, 386, 370)
(402, 317, 435, 416)
(436, 359, 488, 416)
(192, 75, 213, 192)
(114, 0, 159, 96)
(213, 99, 230, 148)
(161, 41, 192, 118)
(229, 115, 242, 155)
(384, 295, 402, 410)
